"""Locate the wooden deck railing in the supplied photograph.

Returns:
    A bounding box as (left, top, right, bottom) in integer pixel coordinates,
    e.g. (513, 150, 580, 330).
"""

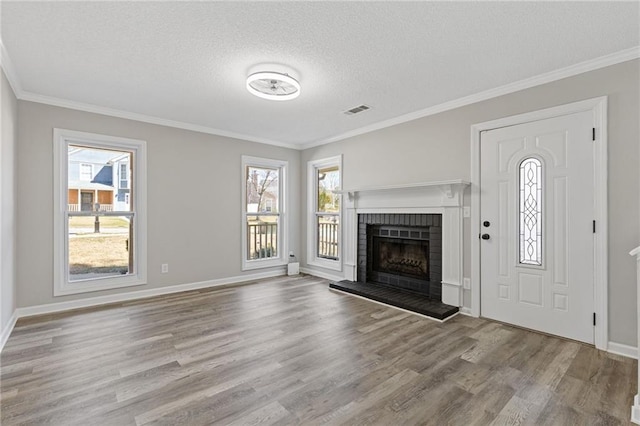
(68, 204, 113, 212)
(248, 222, 278, 259)
(318, 222, 339, 260)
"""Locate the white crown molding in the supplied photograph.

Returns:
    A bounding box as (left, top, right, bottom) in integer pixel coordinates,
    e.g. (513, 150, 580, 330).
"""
(300, 46, 640, 150)
(2, 40, 638, 151)
(18, 91, 300, 149)
(0, 40, 23, 96)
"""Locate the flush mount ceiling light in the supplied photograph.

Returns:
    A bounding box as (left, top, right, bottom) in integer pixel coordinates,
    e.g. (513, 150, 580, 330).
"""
(246, 71, 300, 101)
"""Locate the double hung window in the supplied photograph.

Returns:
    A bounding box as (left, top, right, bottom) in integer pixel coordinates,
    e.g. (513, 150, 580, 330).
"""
(307, 156, 342, 270)
(54, 129, 147, 295)
(242, 156, 287, 270)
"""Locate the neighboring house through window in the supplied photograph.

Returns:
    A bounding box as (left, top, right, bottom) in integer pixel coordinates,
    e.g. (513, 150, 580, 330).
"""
(307, 155, 342, 271)
(242, 155, 288, 270)
(54, 129, 147, 296)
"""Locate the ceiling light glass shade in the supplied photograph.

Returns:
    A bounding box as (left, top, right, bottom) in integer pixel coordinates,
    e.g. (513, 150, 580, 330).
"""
(246, 71, 300, 101)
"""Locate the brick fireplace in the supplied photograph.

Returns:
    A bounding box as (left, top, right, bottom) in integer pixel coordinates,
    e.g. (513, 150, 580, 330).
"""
(338, 180, 469, 308)
(358, 214, 442, 300)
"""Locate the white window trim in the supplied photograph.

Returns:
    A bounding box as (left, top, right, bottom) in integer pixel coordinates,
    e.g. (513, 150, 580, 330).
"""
(307, 155, 342, 272)
(53, 128, 147, 296)
(241, 155, 288, 271)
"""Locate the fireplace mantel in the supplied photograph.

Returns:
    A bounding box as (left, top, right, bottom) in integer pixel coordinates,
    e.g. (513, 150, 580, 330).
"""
(336, 179, 469, 198)
(340, 180, 470, 307)
(335, 179, 469, 209)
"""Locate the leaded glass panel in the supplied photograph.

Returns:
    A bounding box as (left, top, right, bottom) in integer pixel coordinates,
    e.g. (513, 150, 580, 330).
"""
(519, 158, 542, 266)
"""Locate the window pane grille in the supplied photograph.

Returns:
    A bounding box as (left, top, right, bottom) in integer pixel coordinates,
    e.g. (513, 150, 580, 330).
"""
(519, 157, 543, 265)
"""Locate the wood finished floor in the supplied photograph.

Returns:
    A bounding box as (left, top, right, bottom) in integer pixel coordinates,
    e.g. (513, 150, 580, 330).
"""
(0, 275, 636, 425)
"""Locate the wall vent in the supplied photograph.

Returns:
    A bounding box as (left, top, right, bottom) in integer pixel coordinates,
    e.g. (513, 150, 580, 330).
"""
(343, 104, 371, 115)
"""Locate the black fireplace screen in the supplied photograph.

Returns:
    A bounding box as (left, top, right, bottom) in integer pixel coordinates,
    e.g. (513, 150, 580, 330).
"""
(372, 238, 429, 280)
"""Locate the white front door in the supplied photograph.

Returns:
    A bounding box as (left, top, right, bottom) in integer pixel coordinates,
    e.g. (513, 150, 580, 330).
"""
(480, 110, 595, 344)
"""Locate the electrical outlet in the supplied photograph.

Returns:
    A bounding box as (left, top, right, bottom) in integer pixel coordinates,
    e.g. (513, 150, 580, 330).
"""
(463, 277, 471, 290)
(463, 206, 471, 218)
(161, 264, 169, 273)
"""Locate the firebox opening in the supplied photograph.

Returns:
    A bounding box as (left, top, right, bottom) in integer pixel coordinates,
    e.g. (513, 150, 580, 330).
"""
(372, 238, 429, 280)
(333, 213, 455, 319)
(357, 215, 442, 300)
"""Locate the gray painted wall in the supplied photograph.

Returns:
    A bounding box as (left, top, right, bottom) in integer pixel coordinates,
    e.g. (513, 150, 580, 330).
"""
(1, 70, 18, 335)
(9, 59, 640, 348)
(301, 59, 640, 347)
(16, 101, 300, 307)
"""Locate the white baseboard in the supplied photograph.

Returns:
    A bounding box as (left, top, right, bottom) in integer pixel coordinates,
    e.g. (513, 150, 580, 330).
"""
(459, 306, 474, 317)
(0, 310, 18, 353)
(14, 269, 286, 319)
(607, 341, 638, 359)
(632, 395, 640, 425)
(300, 266, 344, 283)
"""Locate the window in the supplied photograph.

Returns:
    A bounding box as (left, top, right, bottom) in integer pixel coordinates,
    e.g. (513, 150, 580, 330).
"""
(519, 157, 543, 266)
(241, 156, 287, 270)
(54, 129, 147, 296)
(79, 163, 93, 181)
(307, 156, 342, 271)
(119, 163, 129, 189)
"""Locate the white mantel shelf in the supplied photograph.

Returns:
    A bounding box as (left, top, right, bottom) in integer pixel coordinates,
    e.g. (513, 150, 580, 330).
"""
(335, 179, 470, 201)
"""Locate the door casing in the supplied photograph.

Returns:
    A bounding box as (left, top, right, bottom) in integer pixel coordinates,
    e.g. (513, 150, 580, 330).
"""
(470, 96, 608, 350)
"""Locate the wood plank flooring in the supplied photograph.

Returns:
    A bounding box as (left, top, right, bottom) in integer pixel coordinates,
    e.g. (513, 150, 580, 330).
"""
(0, 275, 636, 425)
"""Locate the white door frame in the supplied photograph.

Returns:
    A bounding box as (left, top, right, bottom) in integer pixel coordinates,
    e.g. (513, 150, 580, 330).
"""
(470, 96, 608, 350)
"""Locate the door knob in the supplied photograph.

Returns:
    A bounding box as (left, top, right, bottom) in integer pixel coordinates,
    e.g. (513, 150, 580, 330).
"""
(481, 234, 490, 240)
(483, 221, 491, 227)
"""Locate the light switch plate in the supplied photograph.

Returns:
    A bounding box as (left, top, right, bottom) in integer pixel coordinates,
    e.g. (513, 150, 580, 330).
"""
(463, 278, 471, 289)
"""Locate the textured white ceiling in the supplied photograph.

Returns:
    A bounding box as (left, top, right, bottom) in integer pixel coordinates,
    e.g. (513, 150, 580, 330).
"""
(2, 2, 638, 147)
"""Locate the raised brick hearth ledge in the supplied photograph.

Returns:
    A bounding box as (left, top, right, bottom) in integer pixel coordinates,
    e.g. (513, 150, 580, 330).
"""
(329, 280, 459, 321)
